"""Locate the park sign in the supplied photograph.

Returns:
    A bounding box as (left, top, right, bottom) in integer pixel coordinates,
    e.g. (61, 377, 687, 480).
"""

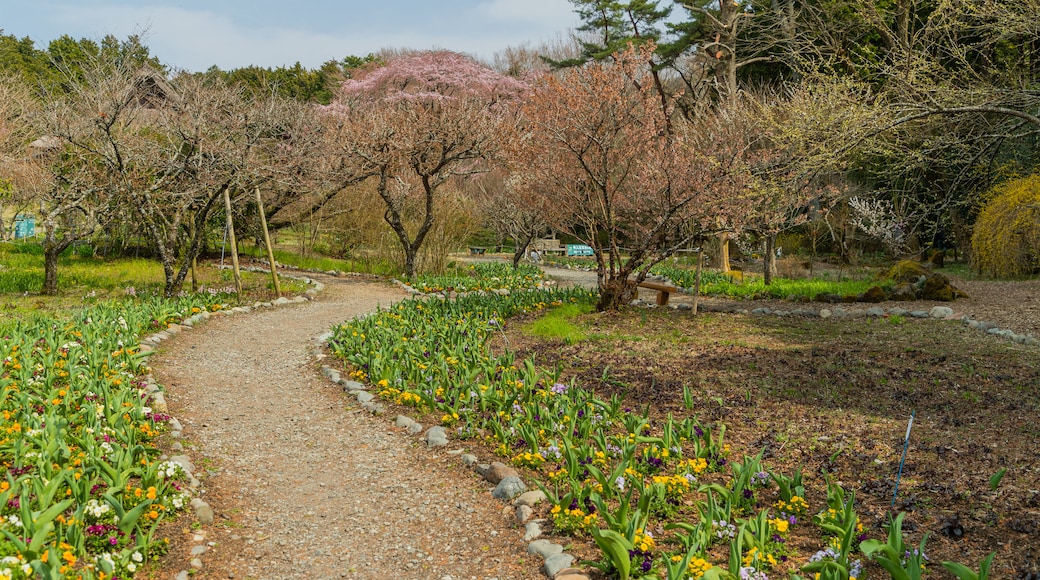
(13, 214, 35, 239)
(566, 244, 594, 257)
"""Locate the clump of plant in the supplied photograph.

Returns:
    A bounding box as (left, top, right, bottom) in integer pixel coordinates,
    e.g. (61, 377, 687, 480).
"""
(971, 174, 1040, 278)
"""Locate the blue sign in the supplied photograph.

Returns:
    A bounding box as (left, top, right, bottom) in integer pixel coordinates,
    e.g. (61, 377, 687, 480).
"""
(566, 244, 593, 257)
(13, 214, 35, 239)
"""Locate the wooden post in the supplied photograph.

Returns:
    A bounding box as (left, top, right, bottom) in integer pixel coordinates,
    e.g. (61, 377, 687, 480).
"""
(255, 187, 281, 297)
(222, 186, 243, 302)
(693, 248, 703, 315)
(188, 220, 198, 292)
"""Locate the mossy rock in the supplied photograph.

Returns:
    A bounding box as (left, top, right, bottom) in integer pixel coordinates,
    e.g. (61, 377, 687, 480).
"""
(882, 260, 931, 284)
(889, 283, 918, 301)
(859, 285, 888, 303)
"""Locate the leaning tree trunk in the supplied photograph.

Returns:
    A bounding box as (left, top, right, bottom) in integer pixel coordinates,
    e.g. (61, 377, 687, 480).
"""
(512, 233, 535, 270)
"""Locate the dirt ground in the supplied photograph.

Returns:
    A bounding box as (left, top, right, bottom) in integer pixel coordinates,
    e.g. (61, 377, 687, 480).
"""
(495, 275, 1040, 578)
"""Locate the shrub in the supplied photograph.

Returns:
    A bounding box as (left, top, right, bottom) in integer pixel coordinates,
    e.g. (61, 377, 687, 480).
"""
(971, 175, 1040, 277)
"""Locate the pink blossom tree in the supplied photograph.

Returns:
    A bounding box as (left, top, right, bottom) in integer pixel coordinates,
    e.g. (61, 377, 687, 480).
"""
(322, 51, 526, 277)
(510, 45, 751, 311)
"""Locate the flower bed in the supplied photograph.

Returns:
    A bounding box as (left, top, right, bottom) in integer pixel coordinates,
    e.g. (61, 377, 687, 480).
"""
(403, 262, 546, 294)
(330, 277, 989, 579)
(0, 294, 229, 578)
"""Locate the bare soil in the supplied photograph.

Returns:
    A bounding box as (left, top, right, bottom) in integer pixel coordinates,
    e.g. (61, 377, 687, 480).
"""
(498, 273, 1040, 578)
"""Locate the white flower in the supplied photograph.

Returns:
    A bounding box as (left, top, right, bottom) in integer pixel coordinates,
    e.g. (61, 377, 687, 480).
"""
(132, 552, 143, 562)
(126, 562, 137, 573)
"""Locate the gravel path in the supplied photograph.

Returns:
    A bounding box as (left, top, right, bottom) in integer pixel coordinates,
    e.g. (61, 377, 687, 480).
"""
(151, 275, 533, 579)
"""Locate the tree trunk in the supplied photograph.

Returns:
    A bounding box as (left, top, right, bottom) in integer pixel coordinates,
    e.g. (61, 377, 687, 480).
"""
(764, 234, 777, 285)
(718, 233, 731, 273)
(596, 277, 636, 312)
(42, 243, 61, 296)
(512, 233, 535, 270)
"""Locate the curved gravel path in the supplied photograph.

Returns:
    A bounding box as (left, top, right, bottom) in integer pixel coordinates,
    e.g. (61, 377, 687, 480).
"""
(151, 275, 533, 579)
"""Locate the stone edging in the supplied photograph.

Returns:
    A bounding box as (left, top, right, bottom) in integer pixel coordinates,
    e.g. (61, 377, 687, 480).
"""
(132, 274, 325, 579)
(311, 333, 590, 580)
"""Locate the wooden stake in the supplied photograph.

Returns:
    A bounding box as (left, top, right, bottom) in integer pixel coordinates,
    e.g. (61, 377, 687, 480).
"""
(693, 248, 703, 315)
(222, 186, 243, 302)
(255, 187, 281, 297)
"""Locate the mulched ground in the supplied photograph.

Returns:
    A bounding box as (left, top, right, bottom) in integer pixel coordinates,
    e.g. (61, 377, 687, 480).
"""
(495, 304, 1040, 578)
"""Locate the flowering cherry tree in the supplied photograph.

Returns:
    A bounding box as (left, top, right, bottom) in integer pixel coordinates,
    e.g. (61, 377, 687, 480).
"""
(510, 45, 750, 310)
(322, 51, 526, 277)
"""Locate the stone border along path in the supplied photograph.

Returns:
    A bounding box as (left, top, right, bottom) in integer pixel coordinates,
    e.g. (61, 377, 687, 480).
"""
(144, 268, 588, 580)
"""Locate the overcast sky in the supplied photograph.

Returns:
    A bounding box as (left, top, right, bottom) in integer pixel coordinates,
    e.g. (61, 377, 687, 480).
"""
(2, 0, 582, 71)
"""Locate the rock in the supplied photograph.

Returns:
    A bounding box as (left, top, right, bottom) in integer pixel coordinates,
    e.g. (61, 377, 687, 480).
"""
(482, 462, 519, 485)
(818, 308, 832, 319)
(751, 307, 772, 315)
(170, 455, 194, 476)
(175, 571, 190, 580)
(516, 505, 534, 523)
(425, 426, 449, 447)
(555, 573, 591, 580)
(676, 303, 692, 311)
(361, 401, 384, 414)
(884, 260, 931, 284)
(190, 499, 214, 524)
(888, 283, 918, 302)
(773, 310, 789, 317)
(815, 293, 842, 303)
(514, 490, 547, 507)
(888, 307, 909, 317)
(832, 308, 848, 319)
(523, 521, 543, 541)
(493, 476, 527, 500)
(929, 306, 955, 319)
(528, 540, 564, 559)
(461, 453, 478, 466)
(190, 558, 203, 568)
(920, 272, 959, 301)
(910, 310, 930, 318)
(273, 297, 291, 305)
(190, 545, 208, 556)
(865, 307, 885, 318)
(544, 554, 576, 578)
(1026, 337, 1040, 347)
(860, 285, 888, 303)
(341, 380, 365, 391)
(355, 391, 375, 403)
(395, 415, 423, 435)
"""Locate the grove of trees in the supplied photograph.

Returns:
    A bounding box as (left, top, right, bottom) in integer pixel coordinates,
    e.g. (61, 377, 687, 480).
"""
(1, 0, 1037, 307)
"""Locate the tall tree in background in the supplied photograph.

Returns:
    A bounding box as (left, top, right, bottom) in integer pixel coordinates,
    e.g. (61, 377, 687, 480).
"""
(323, 51, 526, 277)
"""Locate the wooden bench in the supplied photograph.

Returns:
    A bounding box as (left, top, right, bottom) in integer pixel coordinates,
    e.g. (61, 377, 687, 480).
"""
(638, 281, 679, 306)
(468, 246, 486, 255)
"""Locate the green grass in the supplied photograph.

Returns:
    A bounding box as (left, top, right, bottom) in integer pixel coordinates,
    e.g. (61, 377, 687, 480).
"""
(523, 302, 594, 344)
(651, 263, 887, 300)
(239, 243, 398, 276)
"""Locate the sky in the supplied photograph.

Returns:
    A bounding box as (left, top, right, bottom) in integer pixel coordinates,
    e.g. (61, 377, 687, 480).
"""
(1, 0, 582, 71)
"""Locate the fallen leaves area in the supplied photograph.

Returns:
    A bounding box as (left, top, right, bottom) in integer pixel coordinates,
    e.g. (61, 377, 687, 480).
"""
(497, 307, 1040, 578)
